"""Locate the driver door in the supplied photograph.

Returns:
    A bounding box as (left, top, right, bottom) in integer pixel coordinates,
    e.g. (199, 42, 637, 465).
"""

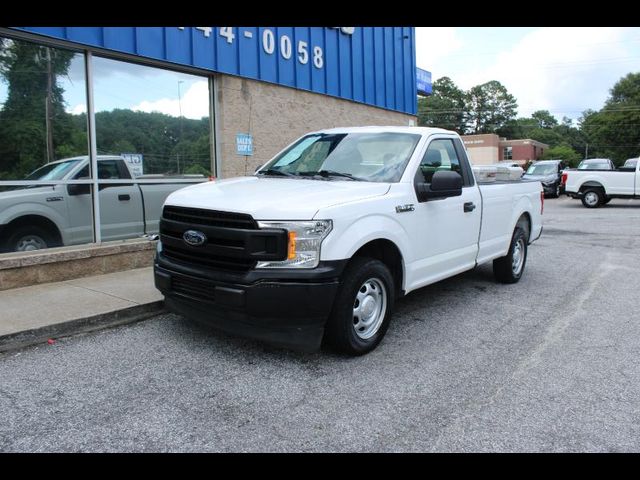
(404, 137, 481, 288)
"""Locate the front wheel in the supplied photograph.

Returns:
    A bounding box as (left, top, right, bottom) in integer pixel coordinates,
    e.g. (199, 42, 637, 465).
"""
(493, 225, 528, 284)
(324, 257, 395, 355)
(6, 225, 52, 252)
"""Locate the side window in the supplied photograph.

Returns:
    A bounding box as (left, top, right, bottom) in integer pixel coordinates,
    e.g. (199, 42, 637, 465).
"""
(97, 161, 122, 180)
(417, 139, 462, 184)
(74, 165, 89, 179)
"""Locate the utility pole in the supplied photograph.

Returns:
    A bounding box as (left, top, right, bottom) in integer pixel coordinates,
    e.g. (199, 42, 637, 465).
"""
(45, 47, 54, 163)
(177, 80, 184, 174)
(585, 143, 589, 159)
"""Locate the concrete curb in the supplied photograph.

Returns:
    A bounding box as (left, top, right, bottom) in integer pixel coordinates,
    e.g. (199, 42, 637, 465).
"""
(0, 301, 166, 353)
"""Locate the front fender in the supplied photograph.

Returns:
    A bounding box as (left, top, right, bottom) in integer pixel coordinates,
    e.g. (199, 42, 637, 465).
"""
(320, 214, 409, 286)
(0, 202, 68, 243)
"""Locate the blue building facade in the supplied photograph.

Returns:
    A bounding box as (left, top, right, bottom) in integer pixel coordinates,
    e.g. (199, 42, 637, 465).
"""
(14, 27, 422, 115)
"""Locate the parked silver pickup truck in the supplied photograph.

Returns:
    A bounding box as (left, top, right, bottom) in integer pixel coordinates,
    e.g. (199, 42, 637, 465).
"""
(0, 156, 204, 252)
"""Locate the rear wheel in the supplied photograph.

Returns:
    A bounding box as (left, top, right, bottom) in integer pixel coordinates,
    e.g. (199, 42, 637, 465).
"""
(493, 223, 529, 284)
(581, 188, 603, 208)
(324, 257, 395, 355)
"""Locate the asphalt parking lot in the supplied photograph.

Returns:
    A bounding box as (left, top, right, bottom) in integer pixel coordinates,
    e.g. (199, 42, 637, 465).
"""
(1, 195, 639, 452)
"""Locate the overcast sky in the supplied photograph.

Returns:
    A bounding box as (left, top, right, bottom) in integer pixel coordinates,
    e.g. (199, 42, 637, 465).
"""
(415, 27, 640, 122)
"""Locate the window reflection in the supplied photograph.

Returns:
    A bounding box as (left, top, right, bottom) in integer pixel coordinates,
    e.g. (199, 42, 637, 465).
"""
(92, 56, 212, 176)
(0, 36, 88, 180)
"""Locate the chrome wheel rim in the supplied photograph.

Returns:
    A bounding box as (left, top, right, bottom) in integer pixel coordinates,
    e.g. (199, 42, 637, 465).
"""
(512, 238, 525, 275)
(353, 278, 387, 340)
(16, 235, 47, 251)
(584, 192, 599, 206)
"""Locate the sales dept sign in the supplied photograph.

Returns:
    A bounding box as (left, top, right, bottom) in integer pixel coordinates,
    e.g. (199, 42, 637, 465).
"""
(236, 134, 253, 156)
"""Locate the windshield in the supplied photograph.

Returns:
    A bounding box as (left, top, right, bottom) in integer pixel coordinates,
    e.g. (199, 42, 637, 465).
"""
(25, 160, 80, 181)
(258, 132, 422, 182)
(526, 164, 557, 176)
(578, 160, 610, 170)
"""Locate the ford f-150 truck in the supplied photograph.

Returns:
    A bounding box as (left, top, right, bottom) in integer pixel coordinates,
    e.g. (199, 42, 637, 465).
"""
(154, 127, 544, 354)
(0, 156, 204, 252)
(563, 157, 640, 207)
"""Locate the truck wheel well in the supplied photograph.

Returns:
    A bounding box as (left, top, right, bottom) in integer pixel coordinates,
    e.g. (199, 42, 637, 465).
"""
(351, 239, 404, 297)
(5, 215, 63, 247)
(579, 182, 605, 192)
(517, 212, 531, 240)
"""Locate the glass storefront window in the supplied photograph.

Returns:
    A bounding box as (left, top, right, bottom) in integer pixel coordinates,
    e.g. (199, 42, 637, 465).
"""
(92, 57, 212, 242)
(0, 36, 212, 254)
(0, 36, 94, 253)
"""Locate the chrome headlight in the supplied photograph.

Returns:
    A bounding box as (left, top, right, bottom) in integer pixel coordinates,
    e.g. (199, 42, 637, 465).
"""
(256, 220, 332, 269)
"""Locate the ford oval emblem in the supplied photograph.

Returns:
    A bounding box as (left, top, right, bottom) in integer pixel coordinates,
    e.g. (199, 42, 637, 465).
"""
(183, 230, 207, 247)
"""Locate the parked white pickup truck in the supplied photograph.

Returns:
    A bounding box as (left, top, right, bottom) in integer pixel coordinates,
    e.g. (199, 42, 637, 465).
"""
(154, 126, 544, 354)
(563, 157, 640, 207)
(0, 156, 204, 252)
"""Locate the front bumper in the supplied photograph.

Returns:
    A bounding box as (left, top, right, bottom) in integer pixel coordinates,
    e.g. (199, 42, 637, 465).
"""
(542, 183, 558, 195)
(154, 256, 346, 352)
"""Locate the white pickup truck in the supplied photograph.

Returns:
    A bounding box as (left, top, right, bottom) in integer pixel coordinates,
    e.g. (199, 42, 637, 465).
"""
(154, 126, 544, 354)
(0, 156, 204, 252)
(563, 157, 640, 207)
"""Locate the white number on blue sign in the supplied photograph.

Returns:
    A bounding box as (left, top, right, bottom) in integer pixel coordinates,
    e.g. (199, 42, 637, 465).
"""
(179, 27, 332, 70)
(220, 27, 235, 43)
(196, 27, 212, 38)
(280, 35, 292, 60)
(297, 41, 308, 64)
(262, 29, 275, 54)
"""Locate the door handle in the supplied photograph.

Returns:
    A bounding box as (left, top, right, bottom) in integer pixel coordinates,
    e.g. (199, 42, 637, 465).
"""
(464, 202, 476, 212)
(118, 194, 131, 201)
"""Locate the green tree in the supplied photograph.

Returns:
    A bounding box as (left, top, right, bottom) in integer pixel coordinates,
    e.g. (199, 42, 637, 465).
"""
(0, 38, 79, 178)
(531, 110, 558, 129)
(581, 73, 640, 164)
(417, 76, 466, 133)
(541, 143, 581, 166)
(465, 80, 518, 134)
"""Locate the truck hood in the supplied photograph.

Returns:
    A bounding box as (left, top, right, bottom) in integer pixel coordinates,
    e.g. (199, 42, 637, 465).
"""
(523, 174, 556, 183)
(164, 176, 391, 220)
(0, 184, 59, 203)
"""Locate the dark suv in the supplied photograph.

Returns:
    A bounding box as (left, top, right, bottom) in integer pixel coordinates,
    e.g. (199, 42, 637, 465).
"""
(523, 159, 567, 198)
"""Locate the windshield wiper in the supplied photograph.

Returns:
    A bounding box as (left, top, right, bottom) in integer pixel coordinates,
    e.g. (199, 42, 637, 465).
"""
(298, 170, 364, 181)
(257, 169, 296, 177)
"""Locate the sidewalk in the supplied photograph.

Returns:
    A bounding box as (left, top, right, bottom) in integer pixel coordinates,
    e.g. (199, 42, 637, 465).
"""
(0, 267, 165, 352)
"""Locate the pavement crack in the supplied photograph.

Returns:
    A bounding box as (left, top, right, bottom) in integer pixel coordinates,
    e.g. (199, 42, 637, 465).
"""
(66, 284, 138, 305)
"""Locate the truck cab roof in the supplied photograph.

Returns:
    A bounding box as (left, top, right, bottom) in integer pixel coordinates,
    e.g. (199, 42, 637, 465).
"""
(306, 126, 455, 136)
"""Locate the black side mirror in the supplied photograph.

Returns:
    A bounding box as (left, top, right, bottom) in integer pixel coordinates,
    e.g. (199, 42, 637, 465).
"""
(67, 183, 90, 196)
(416, 170, 463, 202)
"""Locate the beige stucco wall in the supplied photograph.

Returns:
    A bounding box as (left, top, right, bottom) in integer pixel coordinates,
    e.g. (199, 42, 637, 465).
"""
(215, 75, 416, 178)
(465, 146, 498, 165)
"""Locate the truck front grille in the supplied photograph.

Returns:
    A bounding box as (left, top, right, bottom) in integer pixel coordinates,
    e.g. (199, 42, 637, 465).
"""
(162, 206, 257, 229)
(159, 206, 286, 273)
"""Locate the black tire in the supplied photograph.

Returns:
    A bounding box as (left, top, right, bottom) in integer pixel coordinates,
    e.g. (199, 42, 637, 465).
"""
(324, 257, 395, 355)
(493, 224, 529, 284)
(5, 225, 52, 252)
(552, 182, 561, 198)
(581, 188, 603, 208)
